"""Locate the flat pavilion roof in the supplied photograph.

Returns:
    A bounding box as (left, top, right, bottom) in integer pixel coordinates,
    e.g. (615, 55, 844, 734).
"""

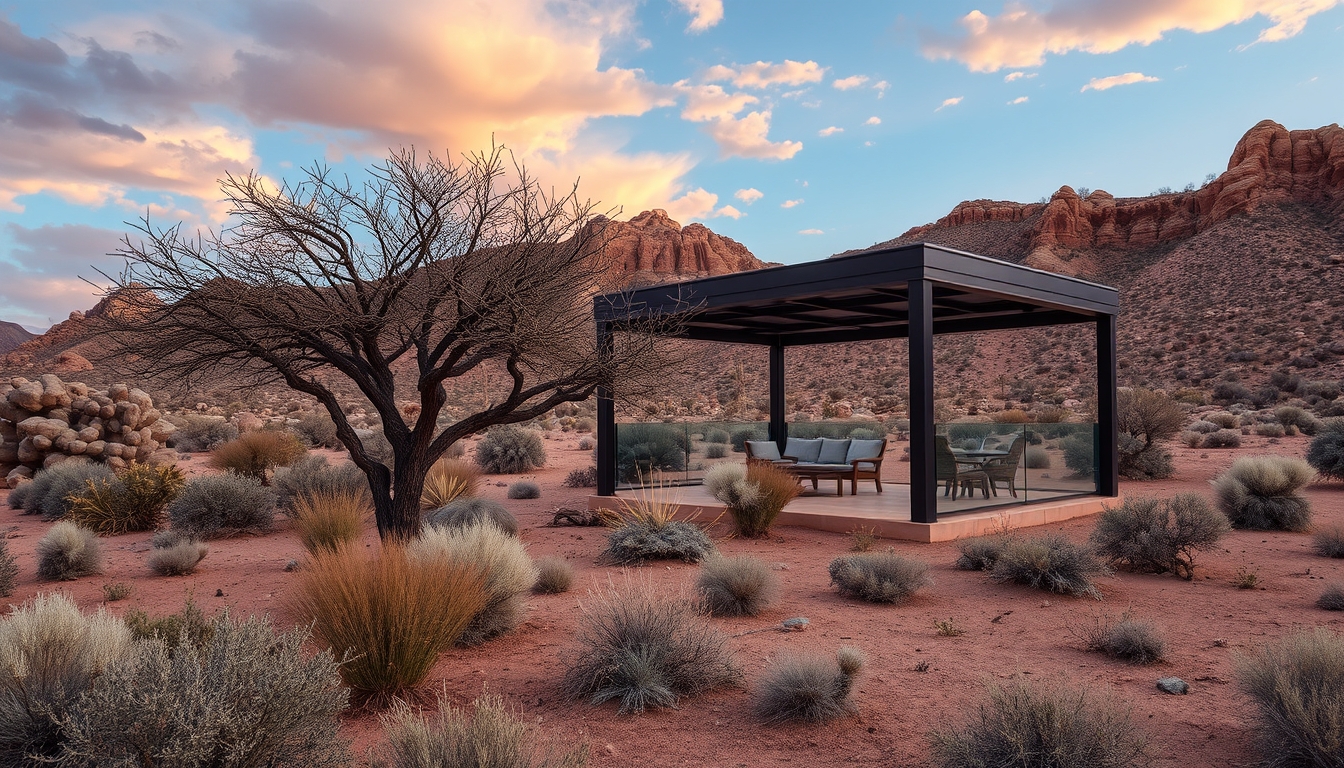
(595, 242, 1119, 347)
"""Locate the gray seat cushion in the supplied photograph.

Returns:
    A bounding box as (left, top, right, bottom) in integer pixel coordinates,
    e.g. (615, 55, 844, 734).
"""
(784, 438, 823, 464)
(745, 440, 781, 461)
(847, 438, 885, 471)
(796, 463, 852, 472)
(817, 438, 851, 464)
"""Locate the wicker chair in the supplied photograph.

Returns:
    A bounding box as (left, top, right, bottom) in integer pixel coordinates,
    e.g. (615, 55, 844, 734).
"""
(935, 436, 988, 498)
(983, 437, 1026, 498)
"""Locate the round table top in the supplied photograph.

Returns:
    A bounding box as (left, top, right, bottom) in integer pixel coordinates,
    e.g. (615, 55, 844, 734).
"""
(951, 448, 1010, 459)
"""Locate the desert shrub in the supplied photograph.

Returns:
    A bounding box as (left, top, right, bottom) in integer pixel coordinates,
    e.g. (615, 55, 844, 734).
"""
(1237, 628, 1344, 768)
(990, 535, 1108, 598)
(562, 581, 740, 714)
(828, 552, 930, 604)
(37, 522, 103, 581)
(290, 411, 340, 448)
(1317, 584, 1344, 611)
(7, 481, 31, 510)
(1187, 419, 1220, 434)
(754, 647, 864, 724)
(929, 680, 1149, 768)
(1202, 428, 1242, 448)
(1256, 422, 1287, 437)
(167, 473, 278, 538)
(1120, 435, 1174, 479)
(599, 495, 714, 565)
(576, 436, 595, 451)
(1179, 430, 1203, 448)
(704, 444, 728, 459)
(476, 426, 546, 474)
(1275, 405, 1320, 435)
(1060, 434, 1095, 476)
(849, 427, 884, 440)
(704, 428, 730, 444)
(1306, 429, 1344, 482)
(614, 423, 685, 482)
(0, 541, 15, 597)
(572, 417, 596, 434)
(170, 415, 238, 452)
(533, 556, 574, 594)
(1024, 446, 1050, 469)
(1205, 412, 1241, 429)
(0, 594, 131, 765)
(507, 480, 541, 500)
(1313, 527, 1344, 558)
(421, 458, 480, 510)
(1214, 456, 1316, 531)
(66, 463, 185, 536)
(208, 430, 307, 481)
(124, 600, 215, 653)
(410, 522, 536, 646)
(273, 455, 369, 514)
(61, 614, 349, 767)
(704, 462, 799, 538)
(147, 539, 208, 576)
(564, 466, 597, 488)
(1090, 494, 1227, 579)
(291, 489, 367, 554)
(1117, 388, 1184, 471)
(376, 693, 586, 768)
(22, 460, 116, 521)
(1078, 614, 1166, 664)
(101, 582, 130, 602)
(290, 543, 486, 700)
(955, 535, 1009, 571)
(730, 426, 766, 453)
(425, 497, 519, 536)
(696, 555, 777, 617)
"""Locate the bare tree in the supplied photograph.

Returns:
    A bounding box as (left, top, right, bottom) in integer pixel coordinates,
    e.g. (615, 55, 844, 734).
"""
(99, 146, 673, 540)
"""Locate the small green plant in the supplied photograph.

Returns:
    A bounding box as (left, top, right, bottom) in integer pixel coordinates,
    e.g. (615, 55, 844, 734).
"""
(598, 492, 714, 565)
(124, 599, 215, 652)
(167, 473, 278, 538)
(1235, 563, 1260, 589)
(169, 415, 238, 452)
(533, 556, 574, 595)
(375, 692, 587, 768)
(934, 619, 965, 637)
(849, 526, 879, 552)
(208, 430, 307, 481)
(954, 534, 1010, 571)
(291, 411, 340, 448)
(754, 647, 864, 723)
(37, 521, 103, 581)
(1213, 456, 1316, 531)
(1024, 446, 1051, 469)
(1237, 628, 1344, 768)
(914, 660, 931, 673)
(829, 552, 930, 604)
(507, 480, 541, 500)
(1203, 428, 1242, 448)
(1316, 584, 1344, 611)
(1077, 613, 1166, 664)
(101, 582, 132, 602)
(704, 444, 728, 459)
(476, 425, 547, 474)
(1090, 494, 1228, 580)
(990, 535, 1108, 598)
(66, 463, 186, 535)
(1306, 427, 1344, 482)
(696, 555, 777, 617)
(273, 455, 370, 514)
(563, 466, 597, 488)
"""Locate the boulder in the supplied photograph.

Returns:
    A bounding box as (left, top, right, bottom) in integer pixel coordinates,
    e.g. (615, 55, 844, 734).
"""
(6, 465, 34, 488)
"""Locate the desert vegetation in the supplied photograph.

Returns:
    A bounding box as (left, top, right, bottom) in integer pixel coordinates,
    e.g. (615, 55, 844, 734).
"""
(1090, 494, 1227, 579)
(828, 552, 930, 604)
(754, 647, 865, 723)
(1213, 455, 1315, 531)
(704, 461, 799, 538)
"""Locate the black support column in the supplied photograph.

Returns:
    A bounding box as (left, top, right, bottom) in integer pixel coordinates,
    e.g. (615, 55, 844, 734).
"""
(595, 321, 617, 497)
(1096, 313, 1120, 496)
(908, 279, 937, 524)
(768, 339, 786, 449)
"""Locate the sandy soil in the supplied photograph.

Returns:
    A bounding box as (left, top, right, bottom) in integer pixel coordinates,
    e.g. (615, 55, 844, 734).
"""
(3, 431, 1341, 767)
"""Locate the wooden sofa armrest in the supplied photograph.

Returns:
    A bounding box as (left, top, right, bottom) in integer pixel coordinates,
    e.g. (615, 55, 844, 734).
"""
(850, 456, 885, 470)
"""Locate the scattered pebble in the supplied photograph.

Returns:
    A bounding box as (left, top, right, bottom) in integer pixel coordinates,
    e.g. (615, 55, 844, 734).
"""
(1157, 677, 1189, 695)
(283, 559, 299, 572)
(782, 617, 810, 631)
(215, 588, 224, 597)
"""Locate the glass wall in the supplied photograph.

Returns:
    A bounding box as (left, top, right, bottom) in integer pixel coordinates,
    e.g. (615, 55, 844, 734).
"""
(614, 420, 767, 489)
(933, 421, 1099, 511)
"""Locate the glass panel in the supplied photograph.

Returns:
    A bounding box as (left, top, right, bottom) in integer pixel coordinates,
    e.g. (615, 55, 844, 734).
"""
(932, 421, 1099, 513)
(614, 420, 766, 490)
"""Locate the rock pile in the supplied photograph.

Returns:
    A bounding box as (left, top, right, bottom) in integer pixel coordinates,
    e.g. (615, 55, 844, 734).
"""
(0, 374, 176, 487)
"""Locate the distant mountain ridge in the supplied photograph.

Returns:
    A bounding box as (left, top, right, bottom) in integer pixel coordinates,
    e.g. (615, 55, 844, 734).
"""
(0, 321, 34, 355)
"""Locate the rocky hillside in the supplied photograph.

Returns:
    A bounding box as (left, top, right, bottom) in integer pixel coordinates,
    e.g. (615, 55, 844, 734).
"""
(0, 322, 33, 355)
(591, 208, 769, 285)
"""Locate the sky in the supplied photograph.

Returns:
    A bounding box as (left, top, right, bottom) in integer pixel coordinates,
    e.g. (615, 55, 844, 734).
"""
(1, 0, 1341, 331)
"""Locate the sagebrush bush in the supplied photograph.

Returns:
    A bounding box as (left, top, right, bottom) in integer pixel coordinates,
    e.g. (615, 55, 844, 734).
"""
(291, 489, 367, 554)
(375, 692, 587, 768)
(290, 543, 486, 700)
(1316, 584, 1344, 611)
(1313, 527, 1344, 558)
(66, 463, 186, 535)
(1187, 420, 1220, 434)
(147, 540, 208, 576)
(614, 423, 686, 482)
(273, 455, 369, 514)
(0, 540, 16, 598)
(754, 647, 864, 724)
(7, 481, 31, 510)
(704, 462, 799, 538)
(507, 480, 541, 500)
(1179, 431, 1203, 448)
(1117, 389, 1183, 480)
(290, 411, 340, 448)
(1306, 429, 1344, 482)
(421, 459, 480, 510)
(696, 555, 777, 617)
(562, 581, 740, 714)
(1203, 428, 1242, 448)
(1090, 494, 1228, 580)
(410, 522, 536, 646)
(1214, 456, 1316, 531)
(208, 430, 307, 481)
(1237, 628, 1344, 768)
(22, 460, 115, 521)
(954, 535, 1009, 571)
(576, 436, 596, 451)
(167, 473, 278, 538)
(1079, 614, 1166, 664)
(563, 466, 597, 488)
(1275, 406, 1320, 435)
(0, 594, 131, 764)
(124, 599, 214, 653)
(829, 552, 930, 604)
(1205, 412, 1241, 429)
(990, 535, 1108, 598)
(704, 444, 728, 459)
(425, 497, 519, 536)
(599, 496, 714, 566)
(704, 429, 730, 444)
(476, 426, 546, 474)
(169, 415, 238, 452)
(533, 556, 574, 594)
(61, 613, 350, 767)
(37, 522, 103, 581)
(1024, 446, 1051, 469)
(1256, 422, 1287, 437)
(929, 680, 1149, 768)
(1060, 434, 1095, 476)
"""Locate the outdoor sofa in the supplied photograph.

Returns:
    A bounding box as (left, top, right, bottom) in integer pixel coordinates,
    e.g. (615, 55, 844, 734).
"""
(745, 437, 887, 496)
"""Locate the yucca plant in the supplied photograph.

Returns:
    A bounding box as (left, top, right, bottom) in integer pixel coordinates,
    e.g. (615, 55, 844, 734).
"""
(420, 459, 480, 510)
(66, 463, 186, 535)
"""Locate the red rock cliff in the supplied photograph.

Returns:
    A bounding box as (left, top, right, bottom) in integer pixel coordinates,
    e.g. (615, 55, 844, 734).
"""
(590, 209, 768, 284)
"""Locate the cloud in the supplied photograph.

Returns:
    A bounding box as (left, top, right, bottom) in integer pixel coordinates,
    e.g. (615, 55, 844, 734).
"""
(702, 110, 803, 160)
(679, 83, 759, 121)
(661, 187, 744, 222)
(673, 0, 724, 33)
(0, 223, 125, 329)
(864, 116, 881, 125)
(832, 74, 869, 90)
(780, 198, 803, 208)
(798, 228, 823, 235)
(1081, 72, 1159, 91)
(873, 80, 890, 97)
(1008, 96, 1029, 104)
(935, 96, 963, 111)
(818, 126, 843, 137)
(704, 59, 825, 88)
(713, 204, 743, 219)
(1003, 71, 1037, 82)
(734, 187, 763, 204)
(922, 0, 1342, 72)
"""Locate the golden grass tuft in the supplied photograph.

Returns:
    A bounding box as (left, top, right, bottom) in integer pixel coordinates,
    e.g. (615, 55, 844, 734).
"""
(735, 462, 800, 538)
(420, 459, 481, 510)
(292, 489, 369, 554)
(208, 430, 307, 481)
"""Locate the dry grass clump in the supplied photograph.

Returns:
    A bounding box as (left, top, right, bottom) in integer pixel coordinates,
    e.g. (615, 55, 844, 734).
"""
(273, 455, 370, 514)
(421, 459, 480, 510)
(704, 462, 799, 538)
(1316, 584, 1344, 611)
(147, 539, 209, 576)
(425, 497, 519, 536)
(375, 692, 587, 768)
(990, 535, 1108, 598)
(507, 480, 542, 500)
(21, 460, 116, 521)
(1306, 428, 1344, 482)
(828, 552, 930, 604)
(291, 411, 341, 448)
(954, 534, 1010, 571)
(1213, 456, 1316, 531)
(475, 426, 546, 474)
(563, 580, 740, 714)
(754, 647, 864, 724)
(0, 540, 16, 598)
(929, 680, 1149, 768)
(1312, 527, 1344, 558)
(563, 466, 597, 488)
(1203, 428, 1243, 448)
(410, 522, 537, 646)
(208, 430, 307, 481)
(1090, 494, 1228, 580)
(696, 555, 777, 617)
(167, 473, 278, 538)
(101, 582, 131, 602)
(37, 522, 103, 581)
(1237, 628, 1344, 768)
(291, 489, 368, 554)
(533, 556, 574, 595)
(289, 543, 486, 700)
(598, 494, 715, 565)
(124, 599, 215, 652)
(66, 463, 186, 535)
(1078, 614, 1166, 664)
(169, 414, 238, 452)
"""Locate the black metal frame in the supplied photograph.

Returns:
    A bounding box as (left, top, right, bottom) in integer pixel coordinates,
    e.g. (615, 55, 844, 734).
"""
(594, 242, 1120, 523)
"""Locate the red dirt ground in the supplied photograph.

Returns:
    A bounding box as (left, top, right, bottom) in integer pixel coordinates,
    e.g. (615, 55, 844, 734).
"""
(3, 432, 1341, 767)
